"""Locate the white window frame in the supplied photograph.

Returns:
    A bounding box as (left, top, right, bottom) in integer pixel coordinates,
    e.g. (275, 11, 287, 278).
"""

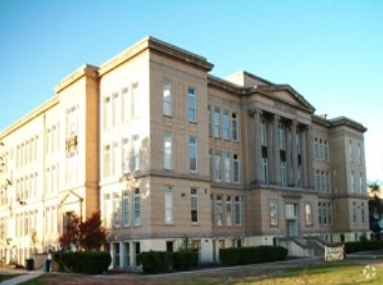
(235, 196, 242, 226)
(214, 150, 222, 182)
(191, 188, 199, 224)
(305, 203, 312, 226)
(163, 81, 172, 116)
(122, 190, 130, 227)
(165, 186, 174, 225)
(232, 113, 239, 141)
(133, 188, 141, 226)
(233, 154, 240, 184)
(214, 107, 221, 138)
(224, 151, 231, 183)
(189, 136, 197, 172)
(188, 87, 196, 122)
(269, 201, 278, 226)
(164, 131, 173, 170)
(223, 110, 230, 140)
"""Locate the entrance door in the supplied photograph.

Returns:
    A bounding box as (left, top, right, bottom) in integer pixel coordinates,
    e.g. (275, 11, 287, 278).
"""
(285, 203, 299, 237)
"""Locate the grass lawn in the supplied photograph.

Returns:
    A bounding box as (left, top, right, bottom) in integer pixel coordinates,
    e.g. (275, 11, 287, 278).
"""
(0, 274, 21, 282)
(17, 261, 383, 285)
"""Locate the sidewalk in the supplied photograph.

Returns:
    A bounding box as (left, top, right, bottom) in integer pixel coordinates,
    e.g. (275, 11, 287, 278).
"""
(1, 270, 43, 285)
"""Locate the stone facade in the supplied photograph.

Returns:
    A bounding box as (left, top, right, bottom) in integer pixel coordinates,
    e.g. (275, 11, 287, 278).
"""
(0, 36, 369, 267)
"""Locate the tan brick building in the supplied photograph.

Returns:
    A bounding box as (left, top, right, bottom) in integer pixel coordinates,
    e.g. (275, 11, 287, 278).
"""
(0, 36, 369, 267)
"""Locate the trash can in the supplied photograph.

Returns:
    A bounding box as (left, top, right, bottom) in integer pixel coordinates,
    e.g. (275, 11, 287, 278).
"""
(26, 258, 34, 271)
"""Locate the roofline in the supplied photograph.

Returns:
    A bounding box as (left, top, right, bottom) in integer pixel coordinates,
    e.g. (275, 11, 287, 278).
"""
(329, 116, 367, 133)
(99, 36, 214, 76)
(208, 74, 245, 95)
(54, 64, 99, 94)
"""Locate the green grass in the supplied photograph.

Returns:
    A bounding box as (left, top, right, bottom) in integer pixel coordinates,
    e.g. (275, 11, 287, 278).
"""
(0, 274, 21, 282)
(17, 262, 383, 285)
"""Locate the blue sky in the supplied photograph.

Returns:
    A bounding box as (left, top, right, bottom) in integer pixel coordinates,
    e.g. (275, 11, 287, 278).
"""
(0, 0, 382, 181)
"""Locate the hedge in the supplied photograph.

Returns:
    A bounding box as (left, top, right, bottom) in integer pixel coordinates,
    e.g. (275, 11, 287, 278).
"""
(53, 251, 111, 274)
(141, 250, 196, 274)
(219, 246, 288, 266)
(344, 240, 383, 253)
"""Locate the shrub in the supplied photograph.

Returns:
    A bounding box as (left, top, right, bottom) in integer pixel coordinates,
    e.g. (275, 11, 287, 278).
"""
(345, 240, 383, 253)
(172, 251, 194, 271)
(53, 251, 111, 274)
(219, 246, 288, 266)
(141, 251, 172, 274)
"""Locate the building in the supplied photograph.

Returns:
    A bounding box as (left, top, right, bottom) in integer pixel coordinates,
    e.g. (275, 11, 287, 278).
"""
(0, 36, 369, 267)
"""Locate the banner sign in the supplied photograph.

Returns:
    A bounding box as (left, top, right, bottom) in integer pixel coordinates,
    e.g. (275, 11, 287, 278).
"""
(324, 245, 345, 261)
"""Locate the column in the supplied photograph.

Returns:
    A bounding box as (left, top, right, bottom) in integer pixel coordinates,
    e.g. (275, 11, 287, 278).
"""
(249, 109, 262, 185)
(285, 124, 292, 185)
(301, 127, 308, 187)
(267, 118, 273, 184)
(272, 115, 281, 185)
(305, 126, 314, 188)
(291, 120, 298, 186)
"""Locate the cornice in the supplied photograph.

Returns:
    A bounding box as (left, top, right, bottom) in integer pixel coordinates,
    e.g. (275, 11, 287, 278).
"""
(329, 116, 367, 133)
(54, 64, 99, 93)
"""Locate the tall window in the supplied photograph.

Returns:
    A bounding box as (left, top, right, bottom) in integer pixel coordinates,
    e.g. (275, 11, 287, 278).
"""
(67, 105, 78, 136)
(122, 190, 129, 227)
(349, 141, 354, 162)
(233, 154, 240, 183)
(261, 119, 267, 146)
(188, 87, 196, 122)
(279, 124, 285, 150)
(314, 138, 318, 159)
(133, 188, 141, 226)
(223, 110, 230, 140)
(232, 113, 238, 141)
(214, 150, 222, 182)
(122, 87, 130, 122)
(165, 186, 174, 225)
(103, 145, 111, 178)
(224, 152, 231, 183)
(359, 173, 364, 193)
(131, 82, 140, 119)
(305, 204, 312, 225)
(103, 97, 111, 129)
(189, 136, 197, 172)
(164, 131, 173, 170)
(112, 92, 119, 126)
(112, 142, 119, 176)
(352, 201, 357, 223)
(235, 196, 242, 226)
(113, 193, 121, 228)
(191, 188, 198, 224)
(207, 106, 212, 137)
(133, 134, 140, 171)
(262, 158, 268, 184)
(216, 195, 223, 226)
(163, 81, 172, 116)
(280, 162, 287, 186)
(67, 150, 78, 183)
(324, 141, 328, 161)
(226, 196, 232, 226)
(361, 202, 366, 223)
(122, 138, 130, 174)
(214, 107, 221, 138)
(350, 171, 355, 192)
(318, 202, 322, 224)
(269, 201, 278, 226)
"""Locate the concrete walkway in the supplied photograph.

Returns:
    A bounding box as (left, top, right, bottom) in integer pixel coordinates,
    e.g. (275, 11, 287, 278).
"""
(0, 270, 43, 285)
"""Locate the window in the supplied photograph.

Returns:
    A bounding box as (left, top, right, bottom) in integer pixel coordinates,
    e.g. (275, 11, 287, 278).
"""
(232, 113, 238, 141)
(189, 136, 197, 172)
(131, 82, 140, 119)
(224, 152, 231, 183)
(66, 150, 78, 183)
(214, 107, 221, 138)
(209, 149, 213, 178)
(314, 138, 318, 159)
(103, 97, 111, 129)
(279, 124, 285, 150)
(122, 87, 130, 122)
(103, 145, 111, 178)
(235, 196, 242, 226)
(324, 141, 328, 161)
(305, 204, 312, 225)
(223, 110, 230, 140)
(327, 203, 332, 225)
(191, 188, 198, 224)
(216, 195, 223, 226)
(210, 195, 215, 226)
(226, 196, 232, 226)
(113, 193, 121, 228)
(262, 158, 268, 184)
(112, 142, 119, 176)
(112, 92, 119, 126)
(188, 87, 196, 122)
(359, 173, 364, 193)
(319, 139, 324, 161)
(296, 132, 301, 154)
(67, 105, 78, 136)
(349, 141, 353, 162)
(207, 106, 212, 137)
(133, 188, 141, 226)
(163, 81, 172, 116)
(122, 138, 130, 174)
(352, 201, 357, 223)
(270, 201, 278, 226)
(214, 150, 222, 182)
(122, 190, 129, 227)
(233, 154, 240, 183)
(164, 131, 173, 170)
(280, 161, 287, 186)
(315, 170, 320, 191)
(133, 134, 140, 171)
(318, 202, 322, 224)
(351, 171, 355, 192)
(261, 119, 267, 146)
(361, 202, 366, 223)
(165, 186, 174, 225)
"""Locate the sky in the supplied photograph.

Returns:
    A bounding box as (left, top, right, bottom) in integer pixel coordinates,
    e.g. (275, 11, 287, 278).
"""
(0, 0, 382, 182)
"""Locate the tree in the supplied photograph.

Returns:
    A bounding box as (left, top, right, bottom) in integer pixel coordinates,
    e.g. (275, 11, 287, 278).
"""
(59, 212, 107, 251)
(368, 183, 383, 233)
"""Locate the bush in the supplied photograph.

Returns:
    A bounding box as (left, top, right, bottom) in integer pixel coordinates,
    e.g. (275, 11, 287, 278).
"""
(172, 251, 194, 271)
(53, 251, 111, 274)
(219, 246, 288, 266)
(141, 251, 172, 274)
(345, 240, 383, 253)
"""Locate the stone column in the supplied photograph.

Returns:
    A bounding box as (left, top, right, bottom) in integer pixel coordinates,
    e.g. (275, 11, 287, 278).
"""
(267, 118, 273, 184)
(301, 127, 308, 187)
(305, 126, 314, 188)
(291, 120, 298, 186)
(272, 115, 281, 185)
(285, 124, 292, 185)
(249, 109, 262, 185)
